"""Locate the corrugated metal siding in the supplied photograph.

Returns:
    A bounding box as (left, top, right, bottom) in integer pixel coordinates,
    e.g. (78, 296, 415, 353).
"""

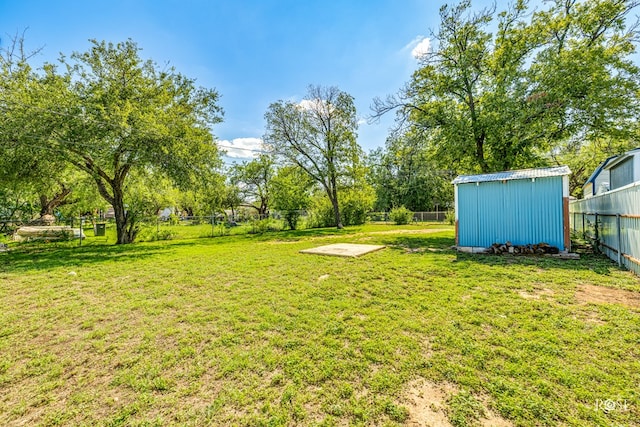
(610, 157, 634, 190)
(570, 183, 640, 275)
(595, 169, 610, 195)
(570, 182, 640, 215)
(457, 176, 564, 248)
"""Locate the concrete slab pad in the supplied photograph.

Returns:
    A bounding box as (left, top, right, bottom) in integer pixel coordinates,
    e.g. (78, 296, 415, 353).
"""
(300, 243, 385, 258)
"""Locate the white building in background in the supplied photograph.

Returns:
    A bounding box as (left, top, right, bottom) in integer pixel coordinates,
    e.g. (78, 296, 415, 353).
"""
(583, 148, 640, 198)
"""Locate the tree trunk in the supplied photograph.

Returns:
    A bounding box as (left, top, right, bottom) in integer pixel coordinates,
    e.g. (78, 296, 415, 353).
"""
(260, 198, 269, 219)
(84, 159, 137, 244)
(331, 197, 343, 229)
(329, 180, 343, 229)
(112, 193, 128, 245)
(475, 131, 489, 173)
(328, 171, 344, 229)
(39, 186, 74, 217)
(112, 184, 137, 244)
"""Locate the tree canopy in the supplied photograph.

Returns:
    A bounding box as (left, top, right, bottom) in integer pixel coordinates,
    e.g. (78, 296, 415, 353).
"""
(373, 0, 640, 175)
(0, 33, 85, 223)
(369, 132, 454, 212)
(230, 154, 275, 218)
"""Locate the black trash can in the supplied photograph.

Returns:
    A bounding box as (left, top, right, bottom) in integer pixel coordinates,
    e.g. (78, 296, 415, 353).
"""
(94, 223, 106, 236)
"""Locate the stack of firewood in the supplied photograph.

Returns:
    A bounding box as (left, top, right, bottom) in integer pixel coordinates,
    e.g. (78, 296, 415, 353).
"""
(488, 241, 560, 255)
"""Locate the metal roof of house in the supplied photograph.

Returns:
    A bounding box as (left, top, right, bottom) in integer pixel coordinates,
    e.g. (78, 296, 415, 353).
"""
(602, 147, 640, 170)
(582, 147, 640, 189)
(452, 165, 571, 185)
(583, 155, 617, 189)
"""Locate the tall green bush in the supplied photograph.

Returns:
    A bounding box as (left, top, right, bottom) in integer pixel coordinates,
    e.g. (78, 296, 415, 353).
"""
(446, 210, 456, 225)
(306, 185, 374, 228)
(306, 196, 335, 228)
(389, 206, 413, 225)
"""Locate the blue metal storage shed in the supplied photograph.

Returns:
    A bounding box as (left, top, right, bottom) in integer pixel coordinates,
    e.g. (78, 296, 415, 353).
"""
(452, 166, 571, 251)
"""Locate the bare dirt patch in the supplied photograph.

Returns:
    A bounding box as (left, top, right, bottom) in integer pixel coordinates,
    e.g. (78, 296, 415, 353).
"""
(518, 288, 555, 300)
(580, 310, 606, 325)
(576, 284, 640, 309)
(401, 379, 513, 427)
(403, 379, 455, 427)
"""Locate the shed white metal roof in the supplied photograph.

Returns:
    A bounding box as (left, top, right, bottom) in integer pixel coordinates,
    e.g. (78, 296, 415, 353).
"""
(452, 165, 571, 185)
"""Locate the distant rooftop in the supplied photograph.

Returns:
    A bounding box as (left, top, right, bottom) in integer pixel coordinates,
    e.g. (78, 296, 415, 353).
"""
(452, 166, 571, 185)
(583, 147, 640, 188)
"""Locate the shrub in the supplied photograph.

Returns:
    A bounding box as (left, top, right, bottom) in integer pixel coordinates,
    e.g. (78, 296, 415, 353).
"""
(306, 196, 337, 228)
(446, 210, 456, 225)
(306, 186, 374, 228)
(389, 206, 413, 225)
(341, 194, 370, 226)
(249, 218, 282, 234)
(283, 210, 301, 230)
(249, 218, 270, 234)
(143, 229, 175, 241)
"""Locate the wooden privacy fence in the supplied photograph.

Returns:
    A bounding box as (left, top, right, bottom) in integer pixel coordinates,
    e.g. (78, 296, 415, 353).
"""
(570, 183, 640, 276)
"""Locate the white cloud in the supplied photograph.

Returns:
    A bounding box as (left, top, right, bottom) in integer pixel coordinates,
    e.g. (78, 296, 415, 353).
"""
(402, 35, 431, 59)
(411, 37, 431, 59)
(298, 99, 315, 110)
(218, 137, 264, 159)
(298, 98, 326, 111)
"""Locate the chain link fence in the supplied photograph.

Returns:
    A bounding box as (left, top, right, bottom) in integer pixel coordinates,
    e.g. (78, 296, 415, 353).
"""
(368, 211, 449, 223)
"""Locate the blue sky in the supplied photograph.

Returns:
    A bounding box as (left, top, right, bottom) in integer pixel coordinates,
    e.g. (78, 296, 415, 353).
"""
(0, 0, 497, 162)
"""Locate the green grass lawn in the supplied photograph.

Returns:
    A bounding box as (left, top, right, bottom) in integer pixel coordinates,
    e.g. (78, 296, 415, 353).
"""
(0, 224, 638, 426)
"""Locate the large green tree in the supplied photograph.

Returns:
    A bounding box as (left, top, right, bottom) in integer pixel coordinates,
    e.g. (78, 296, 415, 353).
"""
(28, 39, 224, 244)
(230, 154, 275, 218)
(264, 85, 360, 229)
(373, 0, 640, 174)
(369, 132, 454, 212)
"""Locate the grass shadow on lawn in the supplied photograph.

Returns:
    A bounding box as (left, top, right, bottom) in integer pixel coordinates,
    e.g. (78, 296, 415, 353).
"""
(382, 235, 455, 250)
(239, 226, 363, 242)
(0, 227, 358, 273)
(454, 251, 624, 276)
(382, 234, 625, 277)
(0, 242, 175, 273)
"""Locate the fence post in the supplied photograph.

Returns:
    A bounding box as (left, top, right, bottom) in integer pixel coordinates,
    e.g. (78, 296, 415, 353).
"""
(594, 213, 599, 253)
(582, 212, 585, 239)
(616, 214, 622, 266)
(79, 216, 83, 247)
